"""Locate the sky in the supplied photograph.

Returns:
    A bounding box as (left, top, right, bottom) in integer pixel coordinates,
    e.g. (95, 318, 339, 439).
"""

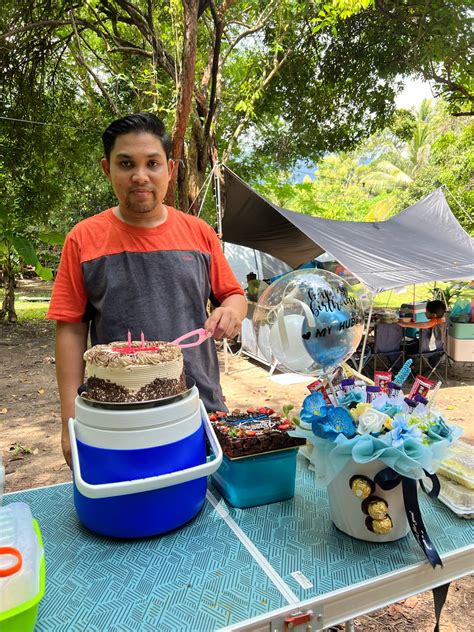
(395, 77, 435, 109)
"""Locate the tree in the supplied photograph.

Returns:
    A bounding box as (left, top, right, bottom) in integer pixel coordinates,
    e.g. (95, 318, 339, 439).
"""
(1, 0, 472, 215)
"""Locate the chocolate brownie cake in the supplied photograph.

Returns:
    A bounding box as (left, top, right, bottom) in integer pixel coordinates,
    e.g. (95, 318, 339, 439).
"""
(83, 341, 186, 402)
(209, 407, 306, 458)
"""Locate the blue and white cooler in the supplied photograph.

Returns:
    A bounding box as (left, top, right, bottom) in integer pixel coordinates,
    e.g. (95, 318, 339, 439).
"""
(68, 383, 222, 538)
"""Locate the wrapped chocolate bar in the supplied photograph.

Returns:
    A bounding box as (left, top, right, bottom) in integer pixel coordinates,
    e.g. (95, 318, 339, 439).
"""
(374, 371, 392, 392)
(408, 374, 435, 400)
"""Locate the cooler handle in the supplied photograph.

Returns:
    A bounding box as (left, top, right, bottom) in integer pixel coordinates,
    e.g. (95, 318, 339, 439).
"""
(69, 401, 223, 499)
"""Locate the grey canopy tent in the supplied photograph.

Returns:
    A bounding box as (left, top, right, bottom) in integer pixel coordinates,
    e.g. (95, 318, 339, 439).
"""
(222, 166, 474, 294)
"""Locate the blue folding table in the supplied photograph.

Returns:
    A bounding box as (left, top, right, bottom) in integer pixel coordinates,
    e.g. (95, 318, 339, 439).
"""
(5, 456, 473, 631)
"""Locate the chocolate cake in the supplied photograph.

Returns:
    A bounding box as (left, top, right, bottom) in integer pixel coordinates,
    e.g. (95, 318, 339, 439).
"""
(83, 341, 186, 402)
(209, 407, 306, 458)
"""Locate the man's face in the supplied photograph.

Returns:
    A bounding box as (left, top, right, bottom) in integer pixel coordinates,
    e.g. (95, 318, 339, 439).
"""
(101, 131, 173, 221)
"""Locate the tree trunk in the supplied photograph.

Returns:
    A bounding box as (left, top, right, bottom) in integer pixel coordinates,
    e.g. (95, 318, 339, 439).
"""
(0, 264, 17, 323)
(165, 0, 200, 207)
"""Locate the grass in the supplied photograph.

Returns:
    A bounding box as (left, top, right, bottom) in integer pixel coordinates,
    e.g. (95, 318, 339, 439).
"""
(14, 301, 50, 320)
(371, 282, 474, 309)
(0, 290, 50, 321)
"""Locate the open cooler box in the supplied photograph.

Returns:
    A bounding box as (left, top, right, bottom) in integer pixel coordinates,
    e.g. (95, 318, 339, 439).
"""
(0, 504, 45, 632)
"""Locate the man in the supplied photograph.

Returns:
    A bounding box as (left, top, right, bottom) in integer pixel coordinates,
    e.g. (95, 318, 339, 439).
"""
(245, 272, 269, 302)
(398, 300, 446, 330)
(47, 113, 247, 467)
(398, 300, 447, 361)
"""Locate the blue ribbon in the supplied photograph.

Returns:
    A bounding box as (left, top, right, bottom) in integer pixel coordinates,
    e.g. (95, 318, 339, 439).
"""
(374, 467, 442, 569)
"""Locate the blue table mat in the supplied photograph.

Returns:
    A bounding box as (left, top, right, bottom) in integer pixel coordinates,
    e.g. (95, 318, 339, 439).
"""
(5, 485, 285, 631)
(209, 456, 474, 602)
(5, 456, 473, 631)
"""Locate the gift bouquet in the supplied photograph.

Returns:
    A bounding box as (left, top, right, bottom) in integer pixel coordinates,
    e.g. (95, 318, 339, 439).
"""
(289, 360, 462, 566)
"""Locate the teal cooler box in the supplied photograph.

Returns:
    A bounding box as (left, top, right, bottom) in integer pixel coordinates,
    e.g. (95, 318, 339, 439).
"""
(399, 302, 429, 338)
(447, 321, 474, 362)
(212, 448, 299, 509)
(399, 301, 428, 322)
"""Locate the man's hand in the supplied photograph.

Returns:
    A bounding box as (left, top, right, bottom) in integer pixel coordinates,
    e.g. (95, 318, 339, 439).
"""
(62, 426, 72, 469)
(205, 306, 242, 340)
(204, 294, 247, 340)
(55, 321, 88, 469)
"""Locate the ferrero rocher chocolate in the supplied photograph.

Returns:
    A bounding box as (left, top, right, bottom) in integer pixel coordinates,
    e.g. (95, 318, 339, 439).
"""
(366, 516, 393, 535)
(349, 475, 375, 500)
(372, 517, 393, 534)
(368, 500, 389, 520)
(361, 496, 389, 520)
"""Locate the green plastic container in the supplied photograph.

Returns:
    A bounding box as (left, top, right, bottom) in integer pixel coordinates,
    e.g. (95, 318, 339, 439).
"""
(212, 448, 298, 508)
(0, 521, 45, 632)
(449, 321, 474, 340)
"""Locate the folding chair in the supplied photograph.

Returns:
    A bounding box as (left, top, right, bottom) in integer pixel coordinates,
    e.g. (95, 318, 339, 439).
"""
(372, 323, 404, 373)
(405, 323, 448, 381)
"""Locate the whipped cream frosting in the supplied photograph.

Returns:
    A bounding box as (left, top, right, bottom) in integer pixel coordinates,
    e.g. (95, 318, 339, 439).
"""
(84, 342, 184, 392)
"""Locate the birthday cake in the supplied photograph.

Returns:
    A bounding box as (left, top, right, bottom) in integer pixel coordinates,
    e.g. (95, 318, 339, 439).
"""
(83, 342, 186, 402)
(210, 407, 306, 458)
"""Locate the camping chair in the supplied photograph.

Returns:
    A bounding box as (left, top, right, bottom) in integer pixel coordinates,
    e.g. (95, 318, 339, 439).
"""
(404, 323, 448, 381)
(372, 323, 404, 373)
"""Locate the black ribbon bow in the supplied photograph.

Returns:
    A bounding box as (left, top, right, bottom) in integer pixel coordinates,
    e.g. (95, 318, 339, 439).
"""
(373, 467, 449, 632)
(373, 467, 442, 568)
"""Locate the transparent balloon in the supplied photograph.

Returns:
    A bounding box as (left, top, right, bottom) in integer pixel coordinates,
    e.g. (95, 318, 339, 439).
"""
(253, 269, 364, 375)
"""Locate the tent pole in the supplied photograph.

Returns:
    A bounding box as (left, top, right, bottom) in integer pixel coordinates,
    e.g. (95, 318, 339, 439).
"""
(215, 161, 223, 238)
(213, 161, 230, 372)
(358, 300, 373, 373)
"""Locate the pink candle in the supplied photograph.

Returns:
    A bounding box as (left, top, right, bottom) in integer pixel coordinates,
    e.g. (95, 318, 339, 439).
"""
(140, 331, 145, 350)
(127, 330, 132, 353)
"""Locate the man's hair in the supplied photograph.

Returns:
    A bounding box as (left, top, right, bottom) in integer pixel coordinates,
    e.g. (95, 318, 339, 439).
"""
(102, 113, 172, 160)
(426, 300, 446, 318)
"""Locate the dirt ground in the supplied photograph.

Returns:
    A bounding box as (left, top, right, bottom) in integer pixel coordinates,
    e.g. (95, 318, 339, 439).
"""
(0, 279, 472, 631)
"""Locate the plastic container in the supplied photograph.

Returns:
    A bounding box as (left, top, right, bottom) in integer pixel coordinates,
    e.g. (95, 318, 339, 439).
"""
(0, 504, 45, 632)
(438, 476, 474, 519)
(212, 448, 299, 508)
(70, 397, 222, 538)
(437, 442, 474, 490)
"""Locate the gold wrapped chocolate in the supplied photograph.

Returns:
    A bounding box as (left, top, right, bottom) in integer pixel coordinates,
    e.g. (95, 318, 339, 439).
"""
(366, 516, 393, 535)
(367, 499, 389, 520)
(372, 517, 393, 534)
(349, 475, 374, 499)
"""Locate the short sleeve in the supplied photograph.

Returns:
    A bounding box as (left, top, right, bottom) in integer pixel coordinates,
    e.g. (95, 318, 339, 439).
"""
(46, 232, 88, 322)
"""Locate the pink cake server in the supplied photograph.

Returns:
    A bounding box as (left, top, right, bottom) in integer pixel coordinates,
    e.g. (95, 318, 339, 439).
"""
(171, 328, 211, 349)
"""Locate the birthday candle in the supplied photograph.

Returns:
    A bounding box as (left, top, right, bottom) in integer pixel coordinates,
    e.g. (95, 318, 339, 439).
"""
(140, 331, 146, 350)
(393, 359, 413, 386)
(127, 330, 132, 352)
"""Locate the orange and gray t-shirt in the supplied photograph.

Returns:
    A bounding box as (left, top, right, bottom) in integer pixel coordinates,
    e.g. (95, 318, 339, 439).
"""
(47, 206, 244, 410)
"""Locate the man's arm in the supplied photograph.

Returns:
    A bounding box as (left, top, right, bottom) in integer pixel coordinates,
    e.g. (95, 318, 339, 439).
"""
(205, 294, 247, 340)
(55, 321, 88, 467)
(398, 319, 443, 330)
